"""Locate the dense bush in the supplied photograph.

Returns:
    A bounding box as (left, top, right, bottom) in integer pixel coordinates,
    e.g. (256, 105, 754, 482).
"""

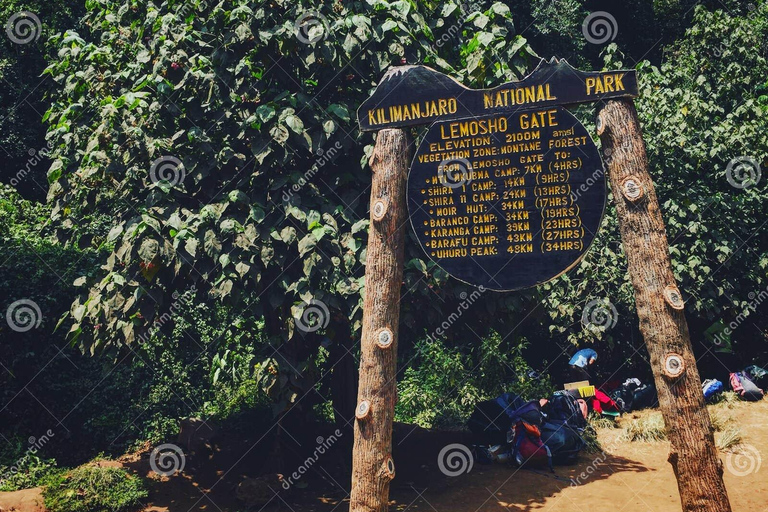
(0, 439, 61, 492)
(0, 186, 273, 464)
(396, 331, 555, 428)
(1, 0, 767, 472)
(42, 0, 541, 358)
(538, 3, 768, 372)
(0, 0, 85, 199)
(500, 0, 756, 67)
(2, 294, 274, 464)
(37, 0, 552, 428)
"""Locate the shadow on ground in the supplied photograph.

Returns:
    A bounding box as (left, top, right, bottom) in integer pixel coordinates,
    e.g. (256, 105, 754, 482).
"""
(115, 422, 649, 512)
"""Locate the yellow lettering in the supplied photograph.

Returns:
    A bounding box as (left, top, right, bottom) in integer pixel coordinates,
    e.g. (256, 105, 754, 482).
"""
(615, 73, 625, 91)
(585, 77, 596, 95)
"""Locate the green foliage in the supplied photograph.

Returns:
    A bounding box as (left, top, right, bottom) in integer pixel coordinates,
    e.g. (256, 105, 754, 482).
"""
(395, 331, 554, 428)
(499, 0, 755, 67)
(42, 0, 537, 357)
(0, 185, 98, 320)
(2, 0, 767, 463)
(0, 438, 61, 492)
(42, 465, 147, 512)
(638, 4, 768, 323)
(0, 184, 284, 460)
(636, 4, 768, 333)
(0, 0, 85, 198)
(526, 0, 587, 63)
(538, 2, 768, 368)
(0, 184, 48, 239)
(58, 301, 273, 452)
(588, 412, 619, 430)
(0, 191, 273, 457)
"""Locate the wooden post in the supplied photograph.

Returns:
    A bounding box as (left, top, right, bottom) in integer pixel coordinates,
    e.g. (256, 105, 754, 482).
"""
(350, 127, 412, 512)
(597, 99, 733, 512)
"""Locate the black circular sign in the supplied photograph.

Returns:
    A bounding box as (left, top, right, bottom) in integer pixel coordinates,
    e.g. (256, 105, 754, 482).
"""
(407, 107, 606, 291)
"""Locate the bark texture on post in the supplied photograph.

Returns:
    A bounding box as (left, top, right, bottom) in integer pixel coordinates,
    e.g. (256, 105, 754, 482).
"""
(597, 99, 732, 512)
(349, 128, 412, 512)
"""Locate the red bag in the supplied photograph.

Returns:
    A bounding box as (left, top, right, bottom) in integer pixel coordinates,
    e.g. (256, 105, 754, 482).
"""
(730, 372, 764, 401)
(512, 421, 552, 470)
(591, 389, 620, 414)
(729, 372, 744, 394)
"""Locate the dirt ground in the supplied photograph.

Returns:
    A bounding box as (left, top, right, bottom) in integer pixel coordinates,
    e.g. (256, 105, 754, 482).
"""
(2, 399, 766, 512)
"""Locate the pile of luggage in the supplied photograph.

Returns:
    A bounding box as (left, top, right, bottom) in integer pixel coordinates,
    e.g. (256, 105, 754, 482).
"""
(607, 378, 657, 413)
(703, 365, 767, 402)
(466, 365, 768, 470)
(467, 391, 589, 470)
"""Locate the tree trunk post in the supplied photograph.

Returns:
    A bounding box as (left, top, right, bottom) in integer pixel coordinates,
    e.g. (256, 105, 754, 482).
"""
(349, 128, 412, 512)
(597, 99, 733, 512)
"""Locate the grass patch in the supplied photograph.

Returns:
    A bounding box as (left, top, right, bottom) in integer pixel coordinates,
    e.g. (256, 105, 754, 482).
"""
(42, 465, 147, 512)
(618, 406, 743, 450)
(708, 408, 729, 432)
(710, 391, 740, 408)
(581, 425, 603, 453)
(708, 408, 742, 450)
(715, 425, 743, 451)
(620, 413, 667, 442)
(589, 413, 620, 430)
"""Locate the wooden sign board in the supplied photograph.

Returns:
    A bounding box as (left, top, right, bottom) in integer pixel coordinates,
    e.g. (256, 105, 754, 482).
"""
(407, 107, 606, 291)
(358, 58, 638, 132)
(353, 60, 732, 512)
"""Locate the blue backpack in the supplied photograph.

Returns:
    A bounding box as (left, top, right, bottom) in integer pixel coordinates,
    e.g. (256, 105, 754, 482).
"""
(702, 379, 724, 401)
(468, 392, 539, 446)
(540, 421, 586, 464)
(546, 391, 587, 430)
